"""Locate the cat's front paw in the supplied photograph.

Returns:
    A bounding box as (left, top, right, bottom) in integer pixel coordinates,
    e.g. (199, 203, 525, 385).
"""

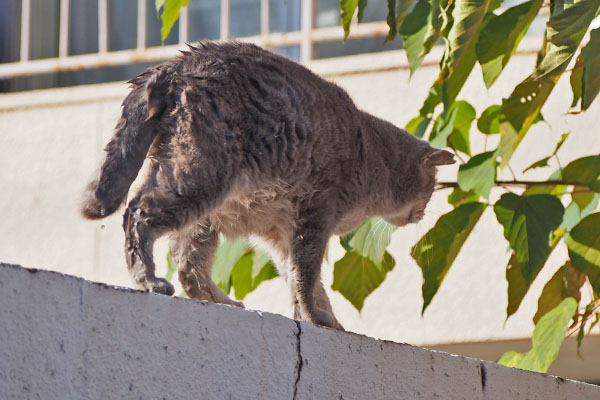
(231, 300, 245, 308)
(144, 278, 175, 296)
(305, 308, 342, 330)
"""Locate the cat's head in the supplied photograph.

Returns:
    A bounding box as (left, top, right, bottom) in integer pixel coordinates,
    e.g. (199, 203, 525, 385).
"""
(381, 147, 455, 227)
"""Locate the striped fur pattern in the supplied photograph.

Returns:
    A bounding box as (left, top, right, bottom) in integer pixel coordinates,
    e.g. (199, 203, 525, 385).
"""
(81, 41, 455, 329)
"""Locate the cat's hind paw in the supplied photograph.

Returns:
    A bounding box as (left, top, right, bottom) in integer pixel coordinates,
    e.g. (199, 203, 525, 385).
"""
(144, 278, 175, 296)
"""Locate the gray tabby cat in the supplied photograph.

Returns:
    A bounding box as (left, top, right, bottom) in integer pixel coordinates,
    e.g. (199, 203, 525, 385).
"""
(81, 41, 455, 330)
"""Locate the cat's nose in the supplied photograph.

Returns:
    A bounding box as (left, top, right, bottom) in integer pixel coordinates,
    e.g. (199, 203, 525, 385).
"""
(413, 209, 425, 221)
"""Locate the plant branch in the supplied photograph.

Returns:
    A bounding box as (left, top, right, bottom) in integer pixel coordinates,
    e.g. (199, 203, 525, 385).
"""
(507, 165, 518, 181)
(554, 154, 563, 171)
(436, 180, 593, 189)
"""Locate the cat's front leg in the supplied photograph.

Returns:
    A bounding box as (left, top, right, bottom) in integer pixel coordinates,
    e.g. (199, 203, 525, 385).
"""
(289, 210, 342, 329)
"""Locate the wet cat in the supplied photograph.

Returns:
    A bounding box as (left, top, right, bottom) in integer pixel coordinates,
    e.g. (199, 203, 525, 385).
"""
(81, 41, 455, 330)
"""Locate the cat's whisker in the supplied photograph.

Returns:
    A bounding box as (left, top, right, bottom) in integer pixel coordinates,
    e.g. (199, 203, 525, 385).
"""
(421, 223, 433, 269)
(423, 209, 444, 216)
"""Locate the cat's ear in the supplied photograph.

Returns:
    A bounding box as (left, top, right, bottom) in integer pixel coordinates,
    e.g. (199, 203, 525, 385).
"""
(420, 148, 456, 166)
(145, 71, 169, 121)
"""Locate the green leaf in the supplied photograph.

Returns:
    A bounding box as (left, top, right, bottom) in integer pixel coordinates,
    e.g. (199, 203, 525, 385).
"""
(522, 132, 570, 173)
(411, 202, 486, 313)
(506, 253, 531, 320)
(523, 156, 552, 173)
(166, 249, 178, 282)
(447, 187, 480, 207)
(566, 212, 600, 295)
(340, 0, 370, 39)
(580, 28, 600, 110)
(406, 115, 432, 138)
(230, 250, 278, 300)
(562, 155, 600, 192)
(400, 0, 443, 74)
(559, 193, 599, 232)
(332, 251, 395, 312)
(497, 0, 600, 167)
(457, 151, 496, 199)
(430, 100, 475, 155)
(476, 0, 544, 88)
(497, 350, 524, 368)
(571, 55, 584, 108)
(518, 297, 578, 373)
(158, 0, 190, 44)
(505, 227, 564, 320)
(155, 0, 166, 15)
(357, 0, 369, 22)
(533, 262, 585, 324)
(534, 0, 600, 80)
(418, 0, 492, 117)
(572, 191, 598, 212)
(494, 193, 565, 283)
(498, 79, 558, 168)
(340, 0, 359, 40)
(440, 0, 492, 107)
(504, 228, 564, 321)
(211, 237, 249, 293)
(345, 217, 397, 268)
(553, 131, 570, 153)
(477, 104, 502, 134)
(386, 0, 415, 42)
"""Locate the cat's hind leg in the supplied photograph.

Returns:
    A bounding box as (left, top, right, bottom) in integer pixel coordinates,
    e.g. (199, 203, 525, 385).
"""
(121, 162, 175, 295)
(170, 223, 243, 307)
(122, 164, 233, 296)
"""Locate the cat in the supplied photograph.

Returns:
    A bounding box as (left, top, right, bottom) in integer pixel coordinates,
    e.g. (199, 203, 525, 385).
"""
(81, 41, 455, 330)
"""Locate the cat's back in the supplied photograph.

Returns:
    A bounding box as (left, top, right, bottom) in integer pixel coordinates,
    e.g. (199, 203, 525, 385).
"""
(143, 41, 354, 118)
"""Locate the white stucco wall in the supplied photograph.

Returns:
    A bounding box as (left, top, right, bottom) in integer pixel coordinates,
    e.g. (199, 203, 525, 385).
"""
(1, 262, 598, 399)
(1, 45, 599, 381)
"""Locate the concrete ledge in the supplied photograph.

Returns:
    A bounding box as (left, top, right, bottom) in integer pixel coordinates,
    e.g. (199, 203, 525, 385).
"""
(1, 263, 598, 399)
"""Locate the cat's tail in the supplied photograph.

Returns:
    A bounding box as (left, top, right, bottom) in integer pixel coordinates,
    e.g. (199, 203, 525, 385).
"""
(81, 71, 170, 219)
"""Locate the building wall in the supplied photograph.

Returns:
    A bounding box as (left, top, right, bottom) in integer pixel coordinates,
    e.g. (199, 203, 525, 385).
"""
(2, 262, 599, 399)
(1, 45, 599, 379)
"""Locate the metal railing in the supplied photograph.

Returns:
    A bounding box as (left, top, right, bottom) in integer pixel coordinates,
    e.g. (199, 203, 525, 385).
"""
(0, 0, 389, 80)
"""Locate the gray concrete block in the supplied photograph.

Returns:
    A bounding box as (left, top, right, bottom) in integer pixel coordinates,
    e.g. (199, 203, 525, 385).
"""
(1, 262, 598, 400)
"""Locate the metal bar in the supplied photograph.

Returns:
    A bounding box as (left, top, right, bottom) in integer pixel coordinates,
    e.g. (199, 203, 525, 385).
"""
(179, 5, 188, 44)
(20, 0, 31, 62)
(1, 21, 397, 79)
(300, 0, 314, 62)
(220, 0, 230, 40)
(98, 0, 108, 53)
(59, 0, 70, 57)
(137, 0, 147, 50)
(0, 46, 182, 79)
(260, 0, 269, 36)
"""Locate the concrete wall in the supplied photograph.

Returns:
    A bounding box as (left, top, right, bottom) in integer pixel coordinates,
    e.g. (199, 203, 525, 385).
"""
(1, 262, 599, 400)
(1, 44, 600, 380)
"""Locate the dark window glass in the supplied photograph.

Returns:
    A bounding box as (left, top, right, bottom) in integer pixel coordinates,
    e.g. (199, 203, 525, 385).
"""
(316, 36, 403, 59)
(230, 0, 260, 37)
(30, 0, 59, 60)
(108, 0, 137, 51)
(272, 45, 300, 60)
(69, 0, 98, 55)
(0, 1, 22, 63)
(270, 0, 300, 33)
(188, 0, 220, 41)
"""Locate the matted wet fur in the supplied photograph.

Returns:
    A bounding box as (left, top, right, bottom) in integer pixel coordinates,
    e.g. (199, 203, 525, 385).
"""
(81, 41, 455, 330)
